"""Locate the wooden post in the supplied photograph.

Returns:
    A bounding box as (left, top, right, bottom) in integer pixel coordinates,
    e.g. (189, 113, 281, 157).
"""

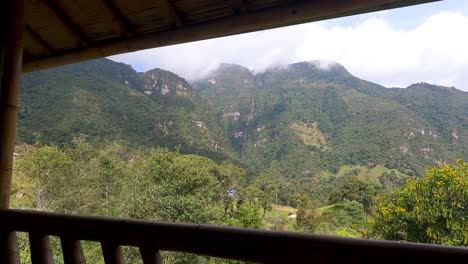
(29, 233, 54, 264)
(61, 237, 86, 264)
(0, 1, 24, 263)
(101, 242, 125, 264)
(139, 246, 162, 264)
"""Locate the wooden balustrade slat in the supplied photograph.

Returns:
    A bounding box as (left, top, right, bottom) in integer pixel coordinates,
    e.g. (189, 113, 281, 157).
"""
(29, 233, 54, 264)
(0, 231, 20, 264)
(139, 246, 162, 264)
(101, 242, 125, 264)
(1, 209, 468, 264)
(61, 237, 86, 264)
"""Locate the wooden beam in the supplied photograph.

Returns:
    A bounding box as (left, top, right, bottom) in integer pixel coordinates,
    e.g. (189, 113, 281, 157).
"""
(41, 0, 89, 47)
(22, 50, 34, 60)
(25, 25, 55, 54)
(23, 0, 440, 72)
(224, 0, 247, 14)
(160, 0, 182, 27)
(0, 0, 24, 263)
(99, 0, 133, 37)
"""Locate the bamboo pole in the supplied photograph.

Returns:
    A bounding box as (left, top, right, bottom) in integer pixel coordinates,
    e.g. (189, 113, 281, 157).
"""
(0, 0, 25, 210)
(0, 1, 24, 263)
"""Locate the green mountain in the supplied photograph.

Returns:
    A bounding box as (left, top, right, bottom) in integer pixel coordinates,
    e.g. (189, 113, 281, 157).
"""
(194, 61, 468, 176)
(18, 58, 467, 180)
(18, 59, 232, 161)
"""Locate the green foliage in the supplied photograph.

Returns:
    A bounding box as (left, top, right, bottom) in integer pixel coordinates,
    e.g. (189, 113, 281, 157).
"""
(11, 59, 468, 261)
(196, 62, 467, 180)
(132, 149, 223, 223)
(315, 201, 367, 235)
(296, 194, 319, 232)
(371, 160, 468, 246)
(328, 176, 377, 213)
(224, 202, 263, 229)
(17, 59, 468, 213)
(15, 146, 73, 210)
(11, 142, 259, 263)
(18, 59, 233, 162)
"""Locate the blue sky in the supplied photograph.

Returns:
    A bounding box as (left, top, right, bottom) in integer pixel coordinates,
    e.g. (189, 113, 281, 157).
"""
(324, 0, 468, 30)
(111, 0, 468, 91)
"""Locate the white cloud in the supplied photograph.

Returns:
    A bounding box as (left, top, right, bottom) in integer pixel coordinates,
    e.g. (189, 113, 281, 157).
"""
(110, 11, 468, 91)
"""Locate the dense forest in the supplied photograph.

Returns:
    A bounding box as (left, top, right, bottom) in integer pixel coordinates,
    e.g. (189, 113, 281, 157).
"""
(11, 142, 468, 263)
(11, 59, 468, 262)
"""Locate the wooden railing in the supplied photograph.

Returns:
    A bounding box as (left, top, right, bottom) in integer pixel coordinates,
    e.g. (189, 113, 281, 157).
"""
(0, 209, 467, 263)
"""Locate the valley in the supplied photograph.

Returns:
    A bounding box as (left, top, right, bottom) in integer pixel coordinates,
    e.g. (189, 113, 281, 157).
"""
(10, 59, 468, 262)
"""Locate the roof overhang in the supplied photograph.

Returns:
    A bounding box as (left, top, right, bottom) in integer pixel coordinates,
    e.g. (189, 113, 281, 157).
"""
(22, 0, 440, 72)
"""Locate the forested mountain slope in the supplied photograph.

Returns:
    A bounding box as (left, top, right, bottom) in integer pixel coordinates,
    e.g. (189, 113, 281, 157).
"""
(18, 58, 467, 178)
(194, 61, 468, 176)
(12, 59, 468, 255)
(18, 59, 232, 161)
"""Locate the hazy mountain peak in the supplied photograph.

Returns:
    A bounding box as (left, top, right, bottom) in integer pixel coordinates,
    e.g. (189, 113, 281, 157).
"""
(196, 63, 255, 89)
(406, 82, 459, 93)
(294, 60, 344, 70)
(218, 63, 251, 71)
(143, 68, 193, 96)
(213, 63, 254, 78)
(288, 60, 350, 75)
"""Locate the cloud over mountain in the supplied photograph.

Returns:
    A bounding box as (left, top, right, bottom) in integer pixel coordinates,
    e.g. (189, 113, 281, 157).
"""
(110, 11, 468, 91)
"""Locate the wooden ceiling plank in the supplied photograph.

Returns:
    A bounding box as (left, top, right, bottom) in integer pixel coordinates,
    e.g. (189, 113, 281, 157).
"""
(24, 25, 55, 54)
(41, 0, 90, 47)
(160, 0, 183, 28)
(99, 0, 134, 37)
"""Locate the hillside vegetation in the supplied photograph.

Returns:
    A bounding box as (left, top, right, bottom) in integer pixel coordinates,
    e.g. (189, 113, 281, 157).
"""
(11, 59, 468, 262)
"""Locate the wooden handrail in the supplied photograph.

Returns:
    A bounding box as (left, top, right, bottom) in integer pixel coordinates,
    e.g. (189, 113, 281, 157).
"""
(0, 209, 467, 263)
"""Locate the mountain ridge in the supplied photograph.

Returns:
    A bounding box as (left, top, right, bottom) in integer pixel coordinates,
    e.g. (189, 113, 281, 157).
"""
(18, 58, 467, 179)
(194, 60, 467, 176)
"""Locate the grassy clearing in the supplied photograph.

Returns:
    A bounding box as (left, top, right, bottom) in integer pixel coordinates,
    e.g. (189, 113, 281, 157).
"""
(263, 204, 297, 231)
(320, 164, 410, 186)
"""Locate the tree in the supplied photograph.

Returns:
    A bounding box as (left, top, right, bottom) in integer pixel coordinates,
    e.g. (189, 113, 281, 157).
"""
(328, 176, 377, 213)
(296, 194, 321, 232)
(240, 185, 272, 217)
(15, 146, 73, 211)
(215, 160, 247, 217)
(233, 202, 263, 229)
(371, 160, 468, 246)
(131, 149, 223, 224)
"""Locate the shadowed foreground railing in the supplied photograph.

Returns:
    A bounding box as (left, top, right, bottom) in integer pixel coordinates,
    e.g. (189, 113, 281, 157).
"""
(0, 209, 467, 263)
